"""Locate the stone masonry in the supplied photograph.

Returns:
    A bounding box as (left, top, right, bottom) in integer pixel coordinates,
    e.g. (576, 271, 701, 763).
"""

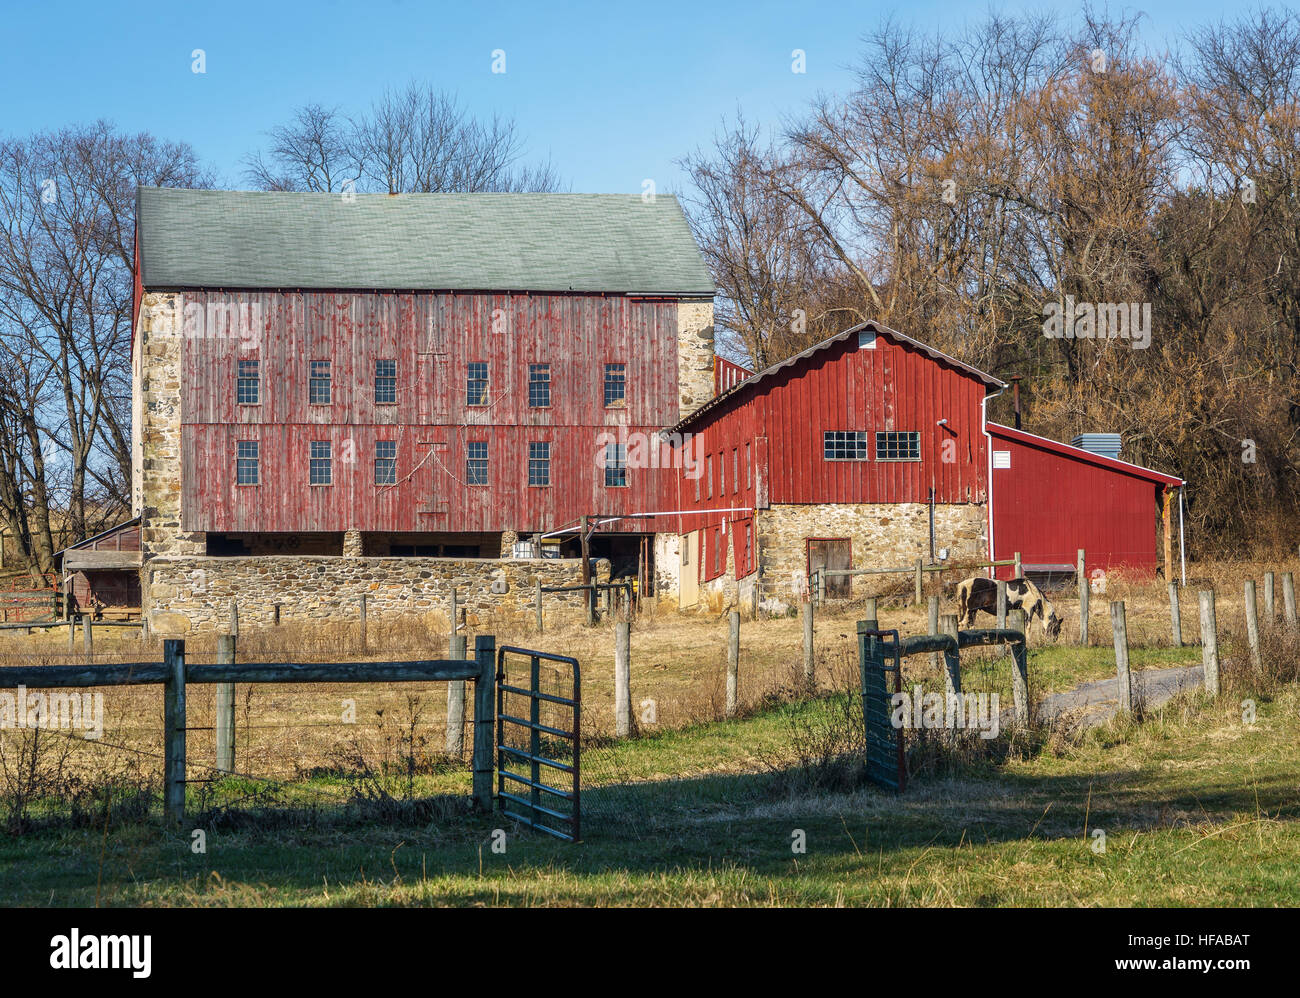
(146, 555, 609, 634)
(755, 502, 987, 604)
(676, 301, 715, 420)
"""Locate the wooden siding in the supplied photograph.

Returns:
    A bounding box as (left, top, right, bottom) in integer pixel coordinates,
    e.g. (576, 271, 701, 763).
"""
(670, 332, 991, 537)
(178, 291, 682, 534)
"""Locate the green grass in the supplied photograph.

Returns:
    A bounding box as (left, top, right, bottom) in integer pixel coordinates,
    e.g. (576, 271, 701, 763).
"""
(1, 678, 1296, 907)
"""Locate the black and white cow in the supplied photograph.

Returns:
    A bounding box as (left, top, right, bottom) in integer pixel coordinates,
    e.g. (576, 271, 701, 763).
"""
(955, 576, 1062, 639)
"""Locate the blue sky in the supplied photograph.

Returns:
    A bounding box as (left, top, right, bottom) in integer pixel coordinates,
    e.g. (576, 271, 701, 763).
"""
(3, 0, 1238, 195)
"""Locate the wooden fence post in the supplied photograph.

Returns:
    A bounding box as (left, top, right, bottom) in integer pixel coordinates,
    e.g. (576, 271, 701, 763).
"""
(801, 599, 815, 689)
(359, 593, 368, 650)
(1008, 607, 1029, 724)
(928, 595, 940, 673)
(471, 634, 495, 812)
(1168, 583, 1182, 647)
(940, 613, 961, 696)
(1245, 580, 1262, 672)
(1284, 572, 1298, 632)
(914, 558, 923, 606)
(1199, 591, 1219, 698)
(996, 580, 1007, 652)
(83, 615, 93, 663)
(614, 621, 631, 737)
(1111, 601, 1134, 715)
(1014, 551, 1022, 579)
(446, 634, 467, 757)
(68, 616, 75, 652)
(863, 597, 877, 623)
(216, 634, 236, 774)
(1264, 572, 1276, 623)
(535, 578, 543, 634)
(1077, 549, 1089, 645)
(449, 586, 458, 637)
(727, 610, 740, 718)
(163, 639, 187, 823)
(229, 600, 238, 638)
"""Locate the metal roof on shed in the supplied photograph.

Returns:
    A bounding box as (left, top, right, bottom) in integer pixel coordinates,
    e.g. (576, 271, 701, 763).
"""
(136, 187, 716, 295)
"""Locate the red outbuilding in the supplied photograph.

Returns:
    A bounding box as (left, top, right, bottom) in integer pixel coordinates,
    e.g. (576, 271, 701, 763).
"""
(987, 422, 1185, 583)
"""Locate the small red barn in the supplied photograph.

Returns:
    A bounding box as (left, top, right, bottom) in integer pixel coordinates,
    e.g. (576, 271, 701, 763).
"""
(987, 423, 1184, 582)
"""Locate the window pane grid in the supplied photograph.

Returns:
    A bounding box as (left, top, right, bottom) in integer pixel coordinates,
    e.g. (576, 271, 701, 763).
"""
(823, 431, 871, 461)
(467, 441, 488, 485)
(604, 443, 627, 487)
(467, 362, 488, 406)
(237, 359, 260, 405)
(375, 440, 396, 485)
(309, 440, 332, 485)
(309, 360, 332, 405)
(375, 359, 397, 404)
(875, 431, 921, 461)
(236, 440, 259, 485)
(603, 364, 626, 406)
(528, 441, 550, 486)
(528, 364, 550, 408)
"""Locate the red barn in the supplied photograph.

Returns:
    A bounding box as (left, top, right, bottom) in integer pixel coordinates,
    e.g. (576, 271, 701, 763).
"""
(987, 423, 1184, 583)
(655, 321, 1003, 608)
(131, 188, 716, 627)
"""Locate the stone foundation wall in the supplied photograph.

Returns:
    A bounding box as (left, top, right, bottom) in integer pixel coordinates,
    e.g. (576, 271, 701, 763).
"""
(144, 556, 609, 634)
(755, 501, 987, 605)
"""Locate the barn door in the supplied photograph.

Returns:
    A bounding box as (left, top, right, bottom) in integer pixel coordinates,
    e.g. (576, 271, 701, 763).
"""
(807, 538, 851, 599)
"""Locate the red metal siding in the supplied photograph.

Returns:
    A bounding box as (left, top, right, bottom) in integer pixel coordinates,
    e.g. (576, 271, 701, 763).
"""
(990, 432, 1164, 578)
(179, 291, 681, 534)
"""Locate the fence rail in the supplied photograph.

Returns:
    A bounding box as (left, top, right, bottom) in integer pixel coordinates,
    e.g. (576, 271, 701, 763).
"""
(0, 636, 498, 821)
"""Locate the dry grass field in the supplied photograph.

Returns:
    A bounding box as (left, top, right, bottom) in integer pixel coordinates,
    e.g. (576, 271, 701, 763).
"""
(0, 556, 1296, 906)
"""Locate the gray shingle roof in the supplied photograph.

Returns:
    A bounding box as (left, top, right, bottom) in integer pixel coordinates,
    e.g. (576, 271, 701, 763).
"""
(136, 187, 716, 295)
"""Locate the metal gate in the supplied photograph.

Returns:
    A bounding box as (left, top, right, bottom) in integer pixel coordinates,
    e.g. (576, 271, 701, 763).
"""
(495, 646, 581, 841)
(856, 623, 907, 792)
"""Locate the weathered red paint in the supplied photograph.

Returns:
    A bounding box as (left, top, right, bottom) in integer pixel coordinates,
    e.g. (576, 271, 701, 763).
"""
(665, 332, 995, 557)
(179, 291, 683, 535)
(987, 423, 1183, 579)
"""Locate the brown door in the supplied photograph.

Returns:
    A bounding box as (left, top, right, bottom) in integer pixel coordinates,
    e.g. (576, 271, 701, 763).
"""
(806, 538, 852, 599)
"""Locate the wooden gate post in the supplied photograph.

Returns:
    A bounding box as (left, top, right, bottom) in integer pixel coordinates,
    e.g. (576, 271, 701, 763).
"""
(83, 615, 93, 663)
(1007, 607, 1029, 724)
(449, 586, 458, 637)
(1014, 551, 1022, 579)
(726, 610, 740, 719)
(1244, 580, 1262, 672)
(534, 578, 543, 634)
(1077, 549, 1089, 645)
(68, 616, 75, 652)
(1199, 591, 1219, 698)
(216, 634, 236, 774)
(229, 600, 238, 638)
(614, 621, 631, 737)
(1283, 572, 1299, 632)
(940, 613, 961, 696)
(913, 558, 923, 606)
(801, 599, 815, 689)
(359, 593, 368, 651)
(446, 634, 467, 756)
(1168, 583, 1182, 647)
(163, 639, 187, 823)
(1111, 601, 1133, 715)
(471, 634, 496, 812)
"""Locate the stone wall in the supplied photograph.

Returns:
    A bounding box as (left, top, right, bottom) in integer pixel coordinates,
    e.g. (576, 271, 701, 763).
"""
(676, 301, 715, 420)
(755, 501, 987, 605)
(137, 292, 205, 560)
(145, 555, 608, 634)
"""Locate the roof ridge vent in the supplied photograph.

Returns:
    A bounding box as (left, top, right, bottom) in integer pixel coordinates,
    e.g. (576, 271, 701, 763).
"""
(1070, 433, 1122, 460)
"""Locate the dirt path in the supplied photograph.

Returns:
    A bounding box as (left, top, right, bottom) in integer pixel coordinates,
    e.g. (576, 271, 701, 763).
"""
(1035, 663, 1204, 725)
